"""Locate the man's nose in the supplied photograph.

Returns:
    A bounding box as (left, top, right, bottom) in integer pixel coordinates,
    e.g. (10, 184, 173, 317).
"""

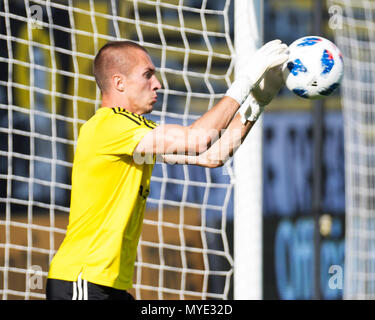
(153, 75, 162, 90)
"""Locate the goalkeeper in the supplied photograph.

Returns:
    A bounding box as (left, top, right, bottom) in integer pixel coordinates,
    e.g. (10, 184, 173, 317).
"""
(46, 40, 288, 300)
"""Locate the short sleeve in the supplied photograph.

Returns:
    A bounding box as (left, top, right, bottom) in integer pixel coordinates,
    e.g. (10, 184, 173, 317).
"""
(98, 108, 158, 156)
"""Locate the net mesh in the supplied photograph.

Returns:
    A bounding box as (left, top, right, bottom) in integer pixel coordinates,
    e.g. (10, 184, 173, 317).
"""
(327, 0, 375, 299)
(0, 0, 235, 299)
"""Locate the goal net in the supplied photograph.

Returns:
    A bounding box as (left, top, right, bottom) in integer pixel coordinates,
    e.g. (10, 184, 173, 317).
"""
(327, 0, 375, 299)
(0, 0, 236, 299)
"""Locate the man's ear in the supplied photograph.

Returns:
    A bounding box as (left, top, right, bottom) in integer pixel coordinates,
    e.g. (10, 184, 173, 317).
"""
(113, 74, 125, 92)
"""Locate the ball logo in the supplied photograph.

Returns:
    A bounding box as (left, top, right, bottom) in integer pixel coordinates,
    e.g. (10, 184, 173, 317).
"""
(292, 88, 308, 98)
(287, 59, 307, 76)
(319, 82, 340, 96)
(296, 37, 322, 47)
(321, 49, 335, 76)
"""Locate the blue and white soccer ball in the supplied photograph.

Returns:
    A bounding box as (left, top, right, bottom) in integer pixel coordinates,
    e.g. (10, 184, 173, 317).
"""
(282, 36, 344, 99)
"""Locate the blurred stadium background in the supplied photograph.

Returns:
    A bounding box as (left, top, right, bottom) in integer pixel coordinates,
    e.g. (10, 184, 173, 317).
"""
(0, 0, 373, 300)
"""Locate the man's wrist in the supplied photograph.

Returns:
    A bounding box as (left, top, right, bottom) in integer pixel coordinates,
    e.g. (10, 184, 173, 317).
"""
(224, 77, 253, 105)
(238, 93, 265, 124)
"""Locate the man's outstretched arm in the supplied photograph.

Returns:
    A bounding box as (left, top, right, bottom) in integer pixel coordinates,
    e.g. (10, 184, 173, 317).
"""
(158, 63, 288, 167)
(134, 40, 288, 157)
(159, 113, 253, 168)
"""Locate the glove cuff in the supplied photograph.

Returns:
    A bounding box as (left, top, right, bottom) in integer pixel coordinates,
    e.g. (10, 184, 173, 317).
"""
(239, 93, 265, 124)
(225, 77, 254, 105)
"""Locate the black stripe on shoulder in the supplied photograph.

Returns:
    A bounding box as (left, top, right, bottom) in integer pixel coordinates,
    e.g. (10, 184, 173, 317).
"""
(112, 107, 158, 128)
(112, 108, 141, 126)
(124, 109, 144, 122)
(141, 117, 158, 129)
(117, 108, 143, 122)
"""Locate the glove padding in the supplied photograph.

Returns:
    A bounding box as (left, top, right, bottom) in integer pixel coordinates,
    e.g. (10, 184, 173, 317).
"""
(247, 39, 289, 89)
(238, 65, 286, 124)
(238, 93, 264, 123)
(238, 45, 289, 124)
(252, 64, 285, 107)
(225, 39, 289, 105)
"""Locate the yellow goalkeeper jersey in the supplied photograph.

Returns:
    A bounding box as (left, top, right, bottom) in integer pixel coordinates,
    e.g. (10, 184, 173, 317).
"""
(48, 107, 157, 290)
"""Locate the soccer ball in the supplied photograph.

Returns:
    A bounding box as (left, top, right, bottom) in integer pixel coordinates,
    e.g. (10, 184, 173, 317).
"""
(282, 36, 344, 99)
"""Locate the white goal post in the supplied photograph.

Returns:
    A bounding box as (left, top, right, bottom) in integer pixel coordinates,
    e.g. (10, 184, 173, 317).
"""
(0, 0, 265, 300)
(233, 0, 263, 300)
(327, 0, 375, 300)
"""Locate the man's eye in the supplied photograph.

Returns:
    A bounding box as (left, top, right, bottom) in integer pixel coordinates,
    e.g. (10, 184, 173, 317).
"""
(145, 72, 153, 79)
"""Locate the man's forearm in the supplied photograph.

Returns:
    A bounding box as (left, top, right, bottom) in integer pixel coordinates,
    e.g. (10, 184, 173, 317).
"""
(198, 113, 253, 166)
(189, 96, 240, 134)
(160, 114, 254, 168)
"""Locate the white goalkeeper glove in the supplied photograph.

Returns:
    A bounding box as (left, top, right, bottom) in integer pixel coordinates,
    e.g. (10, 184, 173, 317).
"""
(252, 64, 286, 107)
(225, 39, 289, 106)
(238, 93, 264, 123)
(238, 46, 289, 124)
(238, 65, 287, 123)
